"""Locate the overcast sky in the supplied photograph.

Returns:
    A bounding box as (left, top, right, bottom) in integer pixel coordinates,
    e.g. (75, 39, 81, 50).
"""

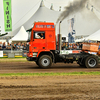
(0, 0, 100, 37)
(0, 0, 70, 34)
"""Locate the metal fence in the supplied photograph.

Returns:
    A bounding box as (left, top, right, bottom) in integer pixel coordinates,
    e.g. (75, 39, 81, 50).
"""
(0, 50, 27, 58)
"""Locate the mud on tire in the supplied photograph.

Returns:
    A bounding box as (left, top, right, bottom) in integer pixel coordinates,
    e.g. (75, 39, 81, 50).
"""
(38, 55, 52, 69)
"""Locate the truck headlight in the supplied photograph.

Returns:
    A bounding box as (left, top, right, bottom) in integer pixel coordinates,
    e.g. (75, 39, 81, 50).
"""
(33, 52, 38, 57)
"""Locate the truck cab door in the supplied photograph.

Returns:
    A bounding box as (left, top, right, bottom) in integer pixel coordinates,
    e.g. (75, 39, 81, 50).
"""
(32, 31, 46, 52)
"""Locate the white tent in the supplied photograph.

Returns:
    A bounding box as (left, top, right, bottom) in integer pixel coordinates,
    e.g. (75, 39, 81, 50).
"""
(85, 29, 100, 41)
(0, 0, 41, 34)
(75, 38, 86, 42)
(11, 26, 28, 42)
(1, 0, 100, 39)
(11, 0, 100, 38)
(12, 5, 66, 36)
(24, 6, 61, 30)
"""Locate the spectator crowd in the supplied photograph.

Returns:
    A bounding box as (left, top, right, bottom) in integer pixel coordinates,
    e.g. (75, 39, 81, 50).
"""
(0, 42, 27, 50)
(0, 41, 83, 50)
(60, 42, 83, 50)
(0, 41, 100, 51)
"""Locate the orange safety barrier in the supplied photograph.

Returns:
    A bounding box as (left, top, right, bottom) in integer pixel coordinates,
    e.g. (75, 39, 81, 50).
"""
(97, 49, 100, 56)
(82, 43, 99, 52)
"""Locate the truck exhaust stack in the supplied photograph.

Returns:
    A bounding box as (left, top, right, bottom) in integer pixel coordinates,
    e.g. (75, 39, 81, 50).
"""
(58, 21, 62, 51)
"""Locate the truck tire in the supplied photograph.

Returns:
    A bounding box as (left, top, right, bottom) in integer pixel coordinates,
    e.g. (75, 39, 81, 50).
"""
(85, 56, 98, 68)
(38, 55, 52, 69)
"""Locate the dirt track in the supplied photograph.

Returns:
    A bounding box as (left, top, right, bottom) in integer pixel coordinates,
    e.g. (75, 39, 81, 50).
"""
(0, 62, 100, 73)
(0, 75, 100, 100)
(0, 62, 100, 100)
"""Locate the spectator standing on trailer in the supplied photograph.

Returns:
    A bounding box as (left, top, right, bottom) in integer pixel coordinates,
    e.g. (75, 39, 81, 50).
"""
(79, 43, 82, 49)
(73, 43, 76, 49)
(62, 42, 66, 50)
(69, 43, 72, 50)
(65, 42, 69, 50)
(76, 43, 80, 50)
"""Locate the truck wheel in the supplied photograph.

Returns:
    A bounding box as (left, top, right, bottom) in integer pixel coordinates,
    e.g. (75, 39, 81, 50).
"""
(38, 55, 52, 69)
(85, 56, 98, 68)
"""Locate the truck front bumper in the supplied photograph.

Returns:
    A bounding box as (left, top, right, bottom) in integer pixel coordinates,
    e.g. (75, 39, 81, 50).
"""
(26, 52, 37, 61)
(26, 56, 37, 61)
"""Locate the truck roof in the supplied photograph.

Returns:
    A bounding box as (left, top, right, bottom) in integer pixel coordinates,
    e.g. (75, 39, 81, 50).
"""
(26, 22, 55, 32)
(33, 22, 55, 31)
(34, 22, 54, 25)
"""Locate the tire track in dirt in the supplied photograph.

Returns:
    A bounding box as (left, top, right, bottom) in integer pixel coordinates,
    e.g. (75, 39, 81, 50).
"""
(0, 62, 100, 73)
(0, 76, 100, 100)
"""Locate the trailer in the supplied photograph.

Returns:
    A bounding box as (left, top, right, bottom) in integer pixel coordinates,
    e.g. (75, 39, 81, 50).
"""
(26, 22, 99, 69)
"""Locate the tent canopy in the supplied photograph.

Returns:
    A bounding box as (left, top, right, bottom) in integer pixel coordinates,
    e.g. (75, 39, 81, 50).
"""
(11, 26, 28, 42)
(75, 38, 85, 42)
(1, 0, 100, 41)
(85, 29, 100, 41)
(12, 2, 100, 38)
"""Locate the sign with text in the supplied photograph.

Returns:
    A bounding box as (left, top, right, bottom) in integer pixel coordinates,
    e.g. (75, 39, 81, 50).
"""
(60, 50, 72, 54)
(60, 50, 81, 54)
(0, 51, 3, 57)
(36, 25, 54, 28)
(3, 0, 12, 32)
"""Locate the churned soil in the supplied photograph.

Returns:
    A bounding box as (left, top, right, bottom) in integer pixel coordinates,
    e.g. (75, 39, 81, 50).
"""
(0, 75, 100, 100)
(0, 61, 100, 100)
(0, 62, 100, 73)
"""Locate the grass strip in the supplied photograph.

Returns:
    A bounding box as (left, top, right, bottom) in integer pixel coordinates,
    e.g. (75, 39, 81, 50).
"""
(0, 57, 26, 59)
(0, 71, 100, 77)
(0, 58, 27, 62)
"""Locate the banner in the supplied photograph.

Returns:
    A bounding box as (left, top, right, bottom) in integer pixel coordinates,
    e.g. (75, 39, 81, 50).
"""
(0, 51, 3, 57)
(3, 0, 12, 32)
(68, 18, 76, 43)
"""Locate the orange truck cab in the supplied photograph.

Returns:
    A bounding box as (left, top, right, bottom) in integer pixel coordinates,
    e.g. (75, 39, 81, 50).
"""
(26, 22, 99, 69)
(26, 22, 57, 67)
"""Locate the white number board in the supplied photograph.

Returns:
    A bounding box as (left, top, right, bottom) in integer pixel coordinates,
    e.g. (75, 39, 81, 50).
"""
(0, 51, 3, 57)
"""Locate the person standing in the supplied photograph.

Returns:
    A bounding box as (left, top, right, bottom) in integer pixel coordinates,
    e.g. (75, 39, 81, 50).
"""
(2, 42, 6, 50)
(65, 42, 69, 50)
(6, 43, 11, 50)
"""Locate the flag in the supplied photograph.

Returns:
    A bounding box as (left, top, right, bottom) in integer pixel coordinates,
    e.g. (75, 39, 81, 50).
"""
(3, 0, 12, 32)
(68, 18, 76, 43)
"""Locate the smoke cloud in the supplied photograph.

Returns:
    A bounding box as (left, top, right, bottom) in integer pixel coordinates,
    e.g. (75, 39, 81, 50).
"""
(57, 0, 88, 23)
